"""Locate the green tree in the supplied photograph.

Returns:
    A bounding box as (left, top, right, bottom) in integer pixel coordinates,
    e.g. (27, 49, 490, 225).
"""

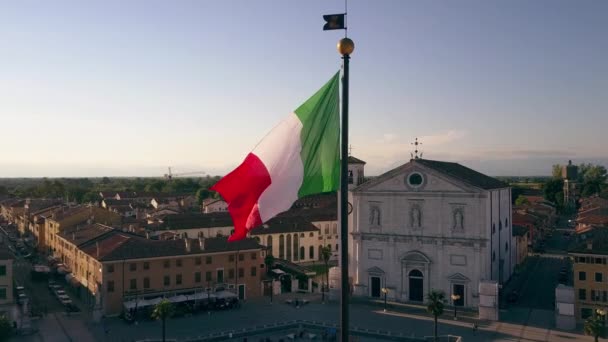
(0, 186, 7, 195)
(0, 315, 12, 342)
(101, 177, 111, 184)
(584, 315, 604, 342)
(196, 188, 210, 205)
(151, 299, 174, 342)
(542, 179, 564, 208)
(552, 164, 563, 179)
(515, 195, 530, 206)
(580, 164, 607, 197)
(320, 246, 332, 304)
(426, 290, 446, 342)
(264, 253, 275, 275)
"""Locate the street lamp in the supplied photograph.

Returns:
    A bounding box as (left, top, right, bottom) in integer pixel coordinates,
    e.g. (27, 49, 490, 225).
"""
(381, 287, 389, 312)
(451, 294, 461, 320)
(597, 308, 607, 338)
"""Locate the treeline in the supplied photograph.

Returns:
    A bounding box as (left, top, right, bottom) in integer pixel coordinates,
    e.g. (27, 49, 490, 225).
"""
(542, 163, 608, 211)
(0, 176, 221, 205)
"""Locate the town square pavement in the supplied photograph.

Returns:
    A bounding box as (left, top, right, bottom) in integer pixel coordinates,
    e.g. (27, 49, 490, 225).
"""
(66, 293, 592, 342)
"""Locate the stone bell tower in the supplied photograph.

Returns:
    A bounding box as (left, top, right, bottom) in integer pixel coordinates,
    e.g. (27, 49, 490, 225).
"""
(347, 152, 366, 190)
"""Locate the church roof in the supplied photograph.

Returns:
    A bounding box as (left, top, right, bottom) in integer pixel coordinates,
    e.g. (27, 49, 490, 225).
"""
(347, 156, 366, 165)
(353, 158, 508, 192)
(413, 159, 507, 190)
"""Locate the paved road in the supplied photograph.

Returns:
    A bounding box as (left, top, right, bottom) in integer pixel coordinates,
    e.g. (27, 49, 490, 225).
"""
(511, 256, 570, 310)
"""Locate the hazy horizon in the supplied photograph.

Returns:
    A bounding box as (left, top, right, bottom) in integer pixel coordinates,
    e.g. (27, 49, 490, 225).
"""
(2, 1, 607, 178)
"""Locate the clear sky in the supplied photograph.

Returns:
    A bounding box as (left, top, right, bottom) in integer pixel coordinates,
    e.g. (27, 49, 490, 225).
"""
(1, 0, 607, 177)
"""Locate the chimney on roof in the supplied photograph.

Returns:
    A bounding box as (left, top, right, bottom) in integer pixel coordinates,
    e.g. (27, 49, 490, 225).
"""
(587, 240, 593, 251)
(96, 241, 100, 258)
(199, 236, 205, 251)
(185, 238, 191, 252)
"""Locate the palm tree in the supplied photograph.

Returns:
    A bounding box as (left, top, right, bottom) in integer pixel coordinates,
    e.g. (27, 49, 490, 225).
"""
(320, 246, 332, 303)
(584, 315, 604, 342)
(264, 253, 275, 275)
(151, 299, 174, 342)
(426, 290, 446, 342)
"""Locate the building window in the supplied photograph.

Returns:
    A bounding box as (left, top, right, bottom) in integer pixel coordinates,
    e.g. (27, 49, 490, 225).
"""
(163, 260, 170, 268)
(239, 254, 244, 261)
(309, 246, 314, 259)
(251, 252, 257, 260)
(603, 291, 607, 303)
(0, 288, 6, 300)
(130, 279, 137, 290)
(143, 277, 150, 289)
(0, 266, 6, 276)
(579, 289, 587, 300)
(505, 242, 509, 251)
(164, 275, 170, 286)
(176, 274, 182, 285)
(251, 267, 257, 277)
(106, 265, 114, 273)
(143, 262, 149, 270)
(596, 272, 603, 282)
(195, 272, 201, 283)
(492, 252, 496, 261)
(492, 224, 495, 234)
(279, 235, 285, 259)
(300, 246, 305, 260)
(176, 259, 182, 267)
(229, 254, 235, 262)
(325, 225, 329, 235)
(238, 268, 244, 278)
(129, 263, 137, 271)
(580, 271, 587, 281)
(107, 281, 115, 292)
(228, 269, 235, 279)
(206, 256, 212, 264)
(195, 257, 201, 265)
(335, 244, 339, 251)
(206, 271, 212, 282)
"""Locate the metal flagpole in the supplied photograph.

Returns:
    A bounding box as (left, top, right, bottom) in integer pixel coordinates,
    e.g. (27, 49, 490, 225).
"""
(338, 37, 354, 342)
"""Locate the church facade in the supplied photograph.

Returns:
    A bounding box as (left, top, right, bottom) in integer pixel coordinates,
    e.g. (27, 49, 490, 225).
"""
(348, 158, 513, 309)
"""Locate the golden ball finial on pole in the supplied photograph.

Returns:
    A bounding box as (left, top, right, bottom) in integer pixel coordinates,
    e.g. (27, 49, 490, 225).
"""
(337, 37, 355, 56)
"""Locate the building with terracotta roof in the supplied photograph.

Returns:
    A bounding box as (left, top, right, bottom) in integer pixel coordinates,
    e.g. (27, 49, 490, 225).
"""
(0, 238, 14, 306)
(201, 198, 228, 214)
(569, 229, 608, 323)
(49, 222, 263, 315)
(512, 225, 529, 266)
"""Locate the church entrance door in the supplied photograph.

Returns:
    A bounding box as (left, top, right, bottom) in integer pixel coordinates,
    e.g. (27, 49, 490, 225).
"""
(370, 277, 381, 298)
(409, 269, 424, 302)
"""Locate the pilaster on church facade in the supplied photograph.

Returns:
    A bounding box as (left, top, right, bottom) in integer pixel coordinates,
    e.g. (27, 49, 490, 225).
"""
(348, 157, 512, 309)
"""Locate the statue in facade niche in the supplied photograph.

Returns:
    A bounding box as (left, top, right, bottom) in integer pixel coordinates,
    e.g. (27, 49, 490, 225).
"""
(370, 206, 381, 226)
(453, 209, 464, 230)
(411, 206, 421, 228)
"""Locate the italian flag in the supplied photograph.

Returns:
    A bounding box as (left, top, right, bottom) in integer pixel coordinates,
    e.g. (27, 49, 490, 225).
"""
(212, 72, 340, 241)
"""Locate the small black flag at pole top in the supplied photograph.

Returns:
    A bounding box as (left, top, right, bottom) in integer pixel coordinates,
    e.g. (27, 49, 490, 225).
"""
(323, 14, 346, 30)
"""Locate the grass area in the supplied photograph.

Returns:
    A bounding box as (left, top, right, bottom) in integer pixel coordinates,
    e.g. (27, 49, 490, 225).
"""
(511, 182, 544, 189)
